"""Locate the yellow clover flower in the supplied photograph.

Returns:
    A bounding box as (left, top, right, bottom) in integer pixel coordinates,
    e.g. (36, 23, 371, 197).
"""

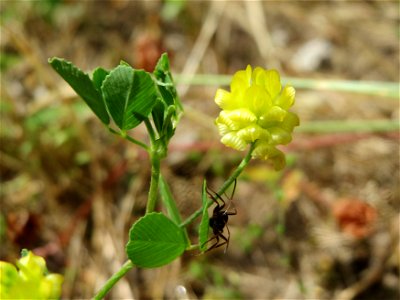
(0, 250, 63, 299)
(215, 65, 299, 170)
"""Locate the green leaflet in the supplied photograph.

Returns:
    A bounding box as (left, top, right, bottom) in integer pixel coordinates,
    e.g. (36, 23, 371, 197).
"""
(101, 66, 158, 130)
(152, 53, 183, 142)
(125, 212, 188, 268)
(48, 58, 110, 125)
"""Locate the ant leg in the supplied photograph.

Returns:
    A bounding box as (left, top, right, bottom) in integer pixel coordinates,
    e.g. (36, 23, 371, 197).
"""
(224, 179, 237, 200)
(223, 200, 237, 217)
(206, 179, 237, 209)
(204, 235, 220, 253)
(207, 189, 225, 210)
(223, 199, 237, 215)
(202, 234, 216, 248)
(207, 231, 230, 253)
(207, 189, 223, 207)
(226, 207, 237, 216)
(222, 178, 237, 200)
(206, 233, 229, 253)
(222, 179, 237, 214)
(215, 192, 226, 207)
(217, 231, 229, 253)
(225, 224, 230, 241)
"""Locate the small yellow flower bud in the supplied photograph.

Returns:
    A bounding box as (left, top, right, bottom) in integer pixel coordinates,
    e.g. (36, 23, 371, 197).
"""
(0, 251, 63, 299)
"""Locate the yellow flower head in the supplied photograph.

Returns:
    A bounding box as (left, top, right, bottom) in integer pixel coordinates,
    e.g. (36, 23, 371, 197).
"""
(0, 251, 63, 299)
(215, 65, 299, 170)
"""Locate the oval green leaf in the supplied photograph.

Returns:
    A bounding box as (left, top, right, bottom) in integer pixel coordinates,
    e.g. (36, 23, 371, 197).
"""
(101, 65, 158, 130)
(48, 58, 110, 125)
(198, 180, 210, 252)
(126, 212, 188, 268)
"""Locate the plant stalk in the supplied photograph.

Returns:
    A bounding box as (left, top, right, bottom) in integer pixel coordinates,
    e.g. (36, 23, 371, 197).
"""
(146, 150, 161, 214)
(92, 260, 134, 300)
(124, 134, 149, 150)
(108, 127, 149, 151)
(179, 142, 256, 228)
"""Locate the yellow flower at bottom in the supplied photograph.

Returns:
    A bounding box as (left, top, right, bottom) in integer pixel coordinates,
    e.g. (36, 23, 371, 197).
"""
(215, 65, 299, 170)
(0, 251, 63, 300)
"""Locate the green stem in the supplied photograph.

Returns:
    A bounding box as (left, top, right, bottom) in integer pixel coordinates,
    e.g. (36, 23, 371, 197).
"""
(186, 244, 200, 251)
(94, 120, 163, 298)
(179, 142, 256, 228)
(108, 127, 149, 151)
(216, 142, 256, 196)
(92, 260, 134, 300)
(139, 117, 162, 214)
(146, 149, 161, 214)
(144, 118, 157, 143)
(124, 135, 149, 150)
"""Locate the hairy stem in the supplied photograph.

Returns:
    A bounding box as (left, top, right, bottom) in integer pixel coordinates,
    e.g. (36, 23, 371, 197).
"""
(92, 260, 134, 300)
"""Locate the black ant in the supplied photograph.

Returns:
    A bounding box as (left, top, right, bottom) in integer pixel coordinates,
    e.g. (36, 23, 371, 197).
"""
(202, 180, 237, 253)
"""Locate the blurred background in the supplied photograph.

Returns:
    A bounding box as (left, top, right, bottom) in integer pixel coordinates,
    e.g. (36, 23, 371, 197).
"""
(0, 1, 399, 299)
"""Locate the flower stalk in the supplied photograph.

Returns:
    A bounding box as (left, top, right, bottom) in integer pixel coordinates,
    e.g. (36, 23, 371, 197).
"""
(179, 142, 256, 228)
(92, 260, 134, 300)
(146, 148, 161, 214)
